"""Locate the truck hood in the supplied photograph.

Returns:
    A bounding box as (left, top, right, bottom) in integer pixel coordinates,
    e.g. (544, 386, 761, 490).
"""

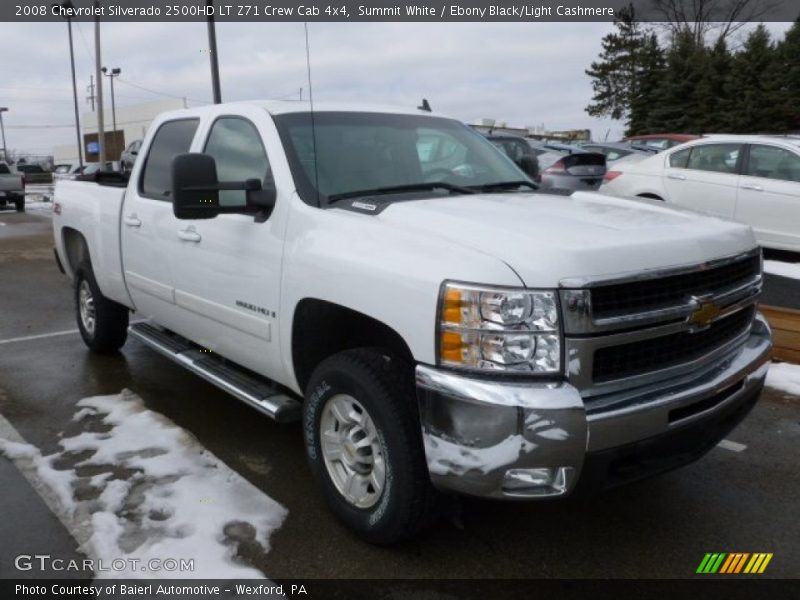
(374, 191, 757, 287)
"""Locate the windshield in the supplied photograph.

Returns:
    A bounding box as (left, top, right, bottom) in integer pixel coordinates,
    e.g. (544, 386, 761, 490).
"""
(273, 112, 529, 206)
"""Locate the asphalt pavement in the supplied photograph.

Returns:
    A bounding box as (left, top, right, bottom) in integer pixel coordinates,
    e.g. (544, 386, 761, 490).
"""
(0, 209, 798, 579)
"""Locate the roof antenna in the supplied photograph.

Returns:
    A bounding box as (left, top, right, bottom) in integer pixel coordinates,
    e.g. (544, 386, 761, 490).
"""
(304, 22, 321, 208)
(418, 98, 431, 112)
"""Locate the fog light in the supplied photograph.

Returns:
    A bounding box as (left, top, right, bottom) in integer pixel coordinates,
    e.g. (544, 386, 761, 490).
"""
(502, 467, 573, 497)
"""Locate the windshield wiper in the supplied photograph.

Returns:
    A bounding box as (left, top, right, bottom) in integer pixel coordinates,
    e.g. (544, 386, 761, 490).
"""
(473, 180, 539, 192)
(328, 182, 477, 204)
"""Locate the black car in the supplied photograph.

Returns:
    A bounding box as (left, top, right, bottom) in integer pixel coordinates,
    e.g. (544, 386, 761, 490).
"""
(483, 133, 540, 181)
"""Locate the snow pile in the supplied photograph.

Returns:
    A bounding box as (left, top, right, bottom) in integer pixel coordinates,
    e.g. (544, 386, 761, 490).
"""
(766, 362, 800, 397)
(764, 260, 800, 281)
(0, 389, 287, 578)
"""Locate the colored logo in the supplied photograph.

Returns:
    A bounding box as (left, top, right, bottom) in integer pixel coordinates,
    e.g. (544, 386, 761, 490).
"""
(697, 553, 773, 574)
(688, 300, 722, 328)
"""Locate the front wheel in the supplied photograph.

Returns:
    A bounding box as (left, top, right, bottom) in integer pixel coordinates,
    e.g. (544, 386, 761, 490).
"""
(303, 349, 438, 544)
(75, 261, 129, 353)
(14, 198, 24, 212)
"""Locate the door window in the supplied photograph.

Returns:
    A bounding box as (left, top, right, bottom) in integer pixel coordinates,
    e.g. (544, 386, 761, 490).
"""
(685, 144, 741, 174)
(203, 117, 272, 207)
(669, 147, 691, 168)
(746, 145, 800, 183)
(140, 119, 199, 200)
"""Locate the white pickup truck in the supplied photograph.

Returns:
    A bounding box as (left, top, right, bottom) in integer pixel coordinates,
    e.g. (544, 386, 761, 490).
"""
(53, 101, 772, 543)
(0, 161, 25, 211)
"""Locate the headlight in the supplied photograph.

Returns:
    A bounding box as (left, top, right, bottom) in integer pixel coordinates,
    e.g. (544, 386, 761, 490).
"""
(438, 283, 561, 373)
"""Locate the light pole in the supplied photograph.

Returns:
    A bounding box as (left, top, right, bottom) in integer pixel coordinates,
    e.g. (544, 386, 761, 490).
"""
(101, 66, 120, 157)
(206, 0, 222, 103)
(58, 1, 84, 171)
(0, 108, 8, 163)
(94, 0, 105, 166)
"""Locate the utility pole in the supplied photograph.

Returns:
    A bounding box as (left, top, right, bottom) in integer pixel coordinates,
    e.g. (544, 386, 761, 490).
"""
(102, 67, 121, 158)
(61, 1, 84, 171)
(0, 108, 8, 163)
(94, 0, 106, 166)
(206, 0, 222, 104)
(86, 75, 95, 111)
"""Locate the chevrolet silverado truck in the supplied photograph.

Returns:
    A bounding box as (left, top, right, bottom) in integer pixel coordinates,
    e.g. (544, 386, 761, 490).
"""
(52, 101, 772, 544)
(0, 161, 25, 211)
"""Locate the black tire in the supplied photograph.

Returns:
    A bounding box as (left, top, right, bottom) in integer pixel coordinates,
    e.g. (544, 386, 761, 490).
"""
(303, 348, 438, 544)
(74, 261, 129, 353)
(15, 198, 24, 212)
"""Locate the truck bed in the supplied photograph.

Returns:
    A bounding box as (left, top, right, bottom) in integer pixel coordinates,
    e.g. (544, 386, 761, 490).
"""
(53, 180, 131, 308)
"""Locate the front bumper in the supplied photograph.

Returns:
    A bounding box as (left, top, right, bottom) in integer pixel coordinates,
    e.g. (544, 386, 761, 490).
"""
(415, 314, 772, 499)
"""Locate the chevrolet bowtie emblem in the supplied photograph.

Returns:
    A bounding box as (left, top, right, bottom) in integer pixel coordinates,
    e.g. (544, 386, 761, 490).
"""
(688, 301, 722, 328)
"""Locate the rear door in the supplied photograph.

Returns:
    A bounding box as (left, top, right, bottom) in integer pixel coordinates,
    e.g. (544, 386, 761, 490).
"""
(120, 117, 199, 327)
(662, 142, 742, 217)
(736, 143, 800, 251)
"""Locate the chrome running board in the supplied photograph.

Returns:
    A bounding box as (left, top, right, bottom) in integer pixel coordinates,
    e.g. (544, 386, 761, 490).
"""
(129, 322, 301, 423)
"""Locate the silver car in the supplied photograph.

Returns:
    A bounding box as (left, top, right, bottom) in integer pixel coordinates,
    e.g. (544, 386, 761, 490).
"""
(526, 140, 606, 191)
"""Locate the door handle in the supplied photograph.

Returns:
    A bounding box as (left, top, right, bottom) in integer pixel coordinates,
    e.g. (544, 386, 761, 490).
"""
(667, 173, 686, 180)
(177, 227, 201, 243)
(123, 214, 142, 227)
(741, 183, 763, 191)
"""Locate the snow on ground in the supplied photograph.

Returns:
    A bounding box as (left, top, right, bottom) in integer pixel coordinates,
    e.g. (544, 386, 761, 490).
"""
(0, 389, 287, 578)
(764, 260, 800, 281)
(766, 362, 800, 397)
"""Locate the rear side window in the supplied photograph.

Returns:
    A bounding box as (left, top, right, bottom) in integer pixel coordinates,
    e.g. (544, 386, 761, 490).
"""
(669, 147, 691, 168)
(686, 144, 740, 174)
(0, 164, 9, 174)
(140, 119, 199, 200)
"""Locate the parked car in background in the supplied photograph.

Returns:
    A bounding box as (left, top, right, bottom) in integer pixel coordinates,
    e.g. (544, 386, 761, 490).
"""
(74, 162, 116, 182)
(600, 135, 800, 252)
(121, 140, 143, 173)
(526, 140, 606, 191)
(484, 133, 540, 181)
(15, 163, 54, 184)
(623, 133, 700, 152)
(579, 142, 655, 164)
(54, 163, 85, 181)
(0, 161, 25, 211)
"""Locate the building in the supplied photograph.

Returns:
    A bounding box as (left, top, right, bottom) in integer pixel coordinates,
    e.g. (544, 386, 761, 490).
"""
(53, 98, 187, 165)
(472, 118, 591, 142)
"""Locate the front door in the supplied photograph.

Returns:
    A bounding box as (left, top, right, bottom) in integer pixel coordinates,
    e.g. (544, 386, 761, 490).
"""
(168, 108, 286, 378)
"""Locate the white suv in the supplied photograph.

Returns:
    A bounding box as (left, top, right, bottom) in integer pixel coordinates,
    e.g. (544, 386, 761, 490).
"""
(600, 135, 800, 252)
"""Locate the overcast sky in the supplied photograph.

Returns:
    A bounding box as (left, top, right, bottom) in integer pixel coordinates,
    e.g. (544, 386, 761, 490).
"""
(0, 21, 792, 155)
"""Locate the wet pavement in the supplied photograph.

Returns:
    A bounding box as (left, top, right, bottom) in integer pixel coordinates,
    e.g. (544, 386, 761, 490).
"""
(0, 210, 798, 579)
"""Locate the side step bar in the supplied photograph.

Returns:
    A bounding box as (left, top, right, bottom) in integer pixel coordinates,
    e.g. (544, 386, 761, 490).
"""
(129, 322, 302, 423)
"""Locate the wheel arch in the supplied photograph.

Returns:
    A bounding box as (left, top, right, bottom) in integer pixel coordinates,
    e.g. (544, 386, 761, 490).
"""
(291, 298, 415, 395)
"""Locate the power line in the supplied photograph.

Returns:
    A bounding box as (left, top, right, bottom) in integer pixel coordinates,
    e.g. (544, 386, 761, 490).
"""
(116, 78, 209, 105)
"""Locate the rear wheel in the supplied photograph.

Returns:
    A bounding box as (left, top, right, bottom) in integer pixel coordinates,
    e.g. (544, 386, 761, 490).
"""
(303, 348, 438, 544)
(75, 261, 129, 353)
(14, 197, 24, 212)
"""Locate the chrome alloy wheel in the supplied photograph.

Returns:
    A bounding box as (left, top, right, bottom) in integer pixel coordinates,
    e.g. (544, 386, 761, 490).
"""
(78, 280, 96, 336)
(320, 394, 386, 509)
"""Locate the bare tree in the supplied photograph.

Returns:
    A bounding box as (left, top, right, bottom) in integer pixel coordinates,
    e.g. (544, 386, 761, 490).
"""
(649, 0, 780, 46)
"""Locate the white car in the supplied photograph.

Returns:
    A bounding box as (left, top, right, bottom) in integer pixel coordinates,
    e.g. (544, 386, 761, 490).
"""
(600, 135, 800, 252)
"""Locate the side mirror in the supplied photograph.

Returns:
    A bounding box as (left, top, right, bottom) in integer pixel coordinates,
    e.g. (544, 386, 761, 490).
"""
(172, 153, 221, 220)
(171, 153, 276, 222)
(517, 155, 540, 180)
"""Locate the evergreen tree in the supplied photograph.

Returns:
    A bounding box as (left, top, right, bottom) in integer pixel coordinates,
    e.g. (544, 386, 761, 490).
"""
(775, 19, 800, 131)
(647, 31, 708, 133)
(585, 4, 649, 124)
(627, 33, 666, 135)
(725, 24, 782, 133)
(695, 38, 733, 132)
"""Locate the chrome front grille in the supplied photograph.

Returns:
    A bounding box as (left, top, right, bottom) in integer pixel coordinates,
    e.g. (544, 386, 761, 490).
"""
(561, 249, 762, 399)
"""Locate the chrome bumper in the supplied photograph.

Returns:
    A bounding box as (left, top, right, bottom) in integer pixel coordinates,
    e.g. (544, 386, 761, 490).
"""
(415, 314, 772, 499)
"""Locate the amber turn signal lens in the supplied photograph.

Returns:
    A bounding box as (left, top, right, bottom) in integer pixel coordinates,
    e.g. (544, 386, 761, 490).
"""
(442, 288, 463, 324)
(440, 331, 464, 362)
